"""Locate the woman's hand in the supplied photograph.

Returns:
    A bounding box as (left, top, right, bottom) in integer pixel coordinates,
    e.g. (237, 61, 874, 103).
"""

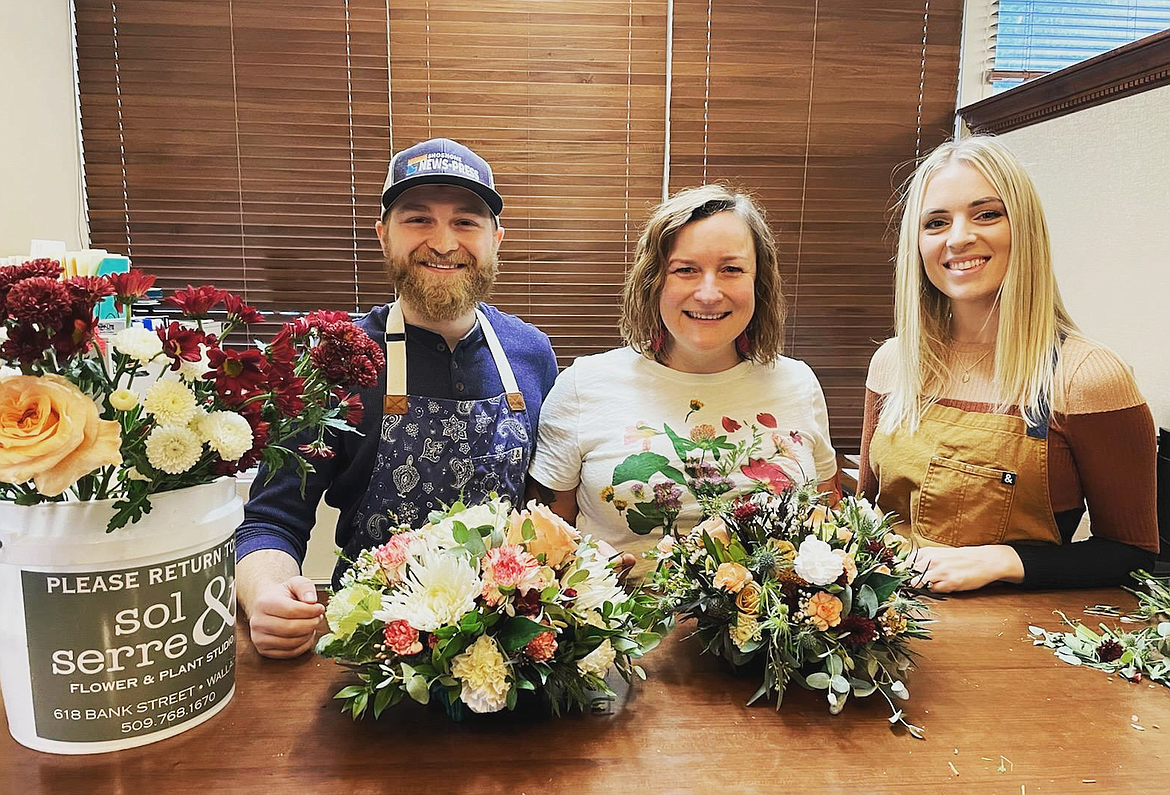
(910, 544, 1025, 593)
(596, 538, 637, 582)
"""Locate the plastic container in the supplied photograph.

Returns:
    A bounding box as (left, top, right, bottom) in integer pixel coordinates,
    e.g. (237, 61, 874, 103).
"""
(0, 479, 241, 754)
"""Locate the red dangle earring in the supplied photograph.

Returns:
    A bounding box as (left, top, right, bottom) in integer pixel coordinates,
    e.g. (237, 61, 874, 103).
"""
(649, 328, 666, 353)
(735, 330, 753, 357)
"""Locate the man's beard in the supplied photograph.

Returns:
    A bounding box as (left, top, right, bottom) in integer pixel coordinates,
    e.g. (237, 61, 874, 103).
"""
(384, 247, 497, 322)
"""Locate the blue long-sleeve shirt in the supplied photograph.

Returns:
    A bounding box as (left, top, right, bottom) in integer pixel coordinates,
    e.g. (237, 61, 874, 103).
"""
(235, 303, 559, 566)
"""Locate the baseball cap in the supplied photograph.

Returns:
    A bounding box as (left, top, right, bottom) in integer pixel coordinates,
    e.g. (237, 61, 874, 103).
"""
(380, 138, 503, 218)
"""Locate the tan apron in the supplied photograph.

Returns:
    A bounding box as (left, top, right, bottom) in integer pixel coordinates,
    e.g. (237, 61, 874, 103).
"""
(868, 402, 1061, 548)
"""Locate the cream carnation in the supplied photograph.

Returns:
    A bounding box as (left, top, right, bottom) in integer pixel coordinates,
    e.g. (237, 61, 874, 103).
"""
(576, 638, 616, 678)
(198, 410, 253, 461)
(373, 548, 481, 632)
(450, 635, 510, 714)
(109, 388, 139, 411)
(112, 326, 163, 365)
(143, 379, 199, 426)
(144, 425, 203, 474)
(793, 535, 844, 586)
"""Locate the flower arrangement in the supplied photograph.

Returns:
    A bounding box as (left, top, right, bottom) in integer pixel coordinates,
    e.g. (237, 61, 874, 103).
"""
(317, 497, 663, 719)
(1029, 570, 1170, 687)
(647, 483, 930, 735)
(0, 260, 384, 529)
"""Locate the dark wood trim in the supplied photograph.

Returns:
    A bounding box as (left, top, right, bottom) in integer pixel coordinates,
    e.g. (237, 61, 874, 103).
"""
(960, 28, 1170, 134)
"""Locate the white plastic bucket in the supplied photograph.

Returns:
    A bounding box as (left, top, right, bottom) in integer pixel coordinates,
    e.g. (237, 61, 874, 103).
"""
(0, 478, 241, 754)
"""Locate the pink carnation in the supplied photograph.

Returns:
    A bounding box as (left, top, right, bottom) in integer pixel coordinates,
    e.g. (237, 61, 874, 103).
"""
(383, 620, 422, 656)
(481, 544, 542, 606)
(524, 631, 558, 662)
(373, 532, 423, 584)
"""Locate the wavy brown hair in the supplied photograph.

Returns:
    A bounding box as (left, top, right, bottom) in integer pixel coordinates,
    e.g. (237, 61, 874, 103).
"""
(620, 184, 786, 365)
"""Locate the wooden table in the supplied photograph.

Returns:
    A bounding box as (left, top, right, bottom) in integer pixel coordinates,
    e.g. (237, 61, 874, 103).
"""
(4, 587, 1168, 794)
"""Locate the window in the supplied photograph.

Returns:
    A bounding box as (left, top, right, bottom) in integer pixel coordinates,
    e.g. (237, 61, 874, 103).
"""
(989, 1, 1170, 91)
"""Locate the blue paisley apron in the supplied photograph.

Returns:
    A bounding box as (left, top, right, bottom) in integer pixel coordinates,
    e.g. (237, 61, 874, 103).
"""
(340, 302, 532, 584)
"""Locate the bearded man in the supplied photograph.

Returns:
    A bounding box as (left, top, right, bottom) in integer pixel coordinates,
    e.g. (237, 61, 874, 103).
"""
(235, 139, 559, 659)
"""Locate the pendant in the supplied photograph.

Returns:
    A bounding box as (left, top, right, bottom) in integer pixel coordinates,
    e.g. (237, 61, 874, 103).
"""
(961, 372, 971, 383)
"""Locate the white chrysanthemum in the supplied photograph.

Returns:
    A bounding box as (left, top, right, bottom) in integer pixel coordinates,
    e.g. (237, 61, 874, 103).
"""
(372, 548, 481, 632)
(422, 498, 511, 550)
(145, 425, 204, 474)
(109, 388, 139, 411)
(143, 379, 199, 426)
(450, 635, 510, 714)
(793, 534, 844, 586)
(197, 410, 253, 461)
(112, 327, 163, 365)
(176, 343, 211, 383)
(577, 639, 616, 678)
(563, 541, 625, 616)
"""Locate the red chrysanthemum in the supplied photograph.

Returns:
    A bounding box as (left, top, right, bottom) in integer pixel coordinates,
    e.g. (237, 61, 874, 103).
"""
(838, 614, 879, 647)
(0, 323, 50, 364)
(164, 284, 226, 318)
(64, 275, 115, 309)
(523, 631, 558, 662)
(334, 389, 364, 427)
(740, 458, 791, 494)
(223, 292, 265, 325)
(5, 277, 71, 326)
(307, 309, 352, 327)
(157, 321, 205, 370)
(299, 439, 335, 459)
(206, 347, 267, 403)
(308, 320, 384, 388)
(108, 270, 157, 311)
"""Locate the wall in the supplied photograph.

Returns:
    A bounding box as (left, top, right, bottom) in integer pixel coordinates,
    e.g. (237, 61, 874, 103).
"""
(998, 86, 1170, 430)
(0, 1, 88, 254)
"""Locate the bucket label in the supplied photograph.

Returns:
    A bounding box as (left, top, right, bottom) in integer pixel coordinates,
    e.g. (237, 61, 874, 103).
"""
(20, 535, 236, 742)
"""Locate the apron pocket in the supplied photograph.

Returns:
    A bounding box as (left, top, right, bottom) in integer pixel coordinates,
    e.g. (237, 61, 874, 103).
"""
(915, 456, 1016, 546)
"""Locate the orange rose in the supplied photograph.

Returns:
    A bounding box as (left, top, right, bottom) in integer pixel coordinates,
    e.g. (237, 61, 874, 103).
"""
(0, 375, 122, 496)
(805, 591, 843, 631)
(507, 500, 580, 568)
(713, 561, 753, 593)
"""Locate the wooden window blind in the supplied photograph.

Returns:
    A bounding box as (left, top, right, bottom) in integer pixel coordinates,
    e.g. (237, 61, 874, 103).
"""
(668, 0, 963, 451)
(76, 0, 963, 453)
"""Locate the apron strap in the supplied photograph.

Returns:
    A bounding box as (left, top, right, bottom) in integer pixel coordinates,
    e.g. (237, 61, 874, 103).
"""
(382, 302, 526, 414)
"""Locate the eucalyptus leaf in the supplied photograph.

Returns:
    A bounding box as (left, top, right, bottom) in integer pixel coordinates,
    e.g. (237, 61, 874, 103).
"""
(805, 672, 831, 690)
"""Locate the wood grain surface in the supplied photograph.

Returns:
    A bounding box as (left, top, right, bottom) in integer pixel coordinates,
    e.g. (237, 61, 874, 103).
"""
(4, 587, 1167, 794)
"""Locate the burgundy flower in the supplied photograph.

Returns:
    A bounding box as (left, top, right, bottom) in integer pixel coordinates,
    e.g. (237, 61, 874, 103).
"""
(64, 275, 115, 309)
(721, 416, 742, 433)
(108, 270, 157, 311)
(308, 320, 384, 388)
(334, 389, 364, 427)
(740, 458, 791, 494)
(52, 314, 99, 359)
(0, 258, 63, 292)
(0, 323, 50, 364)
(157, 322, 205, 370)
(864, 538, 897, 564)
(1096, 638, 1124, 663)
(731, 499, 759, 523)
(512, 589, 542, 616)
(223, 293, 265, 325)
(756, 412, 777, 429)
(5, 277, 71, 326)
(164, 285, 226, 318)
(838, 614, 879, 647)
(299, 439, 336, 459)
(206, 347, 267, 403)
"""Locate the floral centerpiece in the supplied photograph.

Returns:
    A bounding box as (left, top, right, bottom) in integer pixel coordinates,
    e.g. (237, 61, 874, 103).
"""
(648, 484, 930, 735)
(0, 259, 383, 527)
(1029, 570, 1170, 687)
(317, 497, 663, 719)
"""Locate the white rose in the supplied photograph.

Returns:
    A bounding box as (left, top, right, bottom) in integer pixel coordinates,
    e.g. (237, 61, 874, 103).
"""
(793, 534, 844, 586)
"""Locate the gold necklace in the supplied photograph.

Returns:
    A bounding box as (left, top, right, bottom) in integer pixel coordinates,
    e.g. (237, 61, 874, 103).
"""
(958, 348, 993, 383)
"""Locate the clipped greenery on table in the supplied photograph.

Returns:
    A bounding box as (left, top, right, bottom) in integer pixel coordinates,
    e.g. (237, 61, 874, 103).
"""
(1028, 570, 1170, 686)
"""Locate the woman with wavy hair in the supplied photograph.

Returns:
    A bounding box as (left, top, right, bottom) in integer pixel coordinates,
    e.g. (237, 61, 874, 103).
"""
(859, 136, 1158, 592)
(529, 185, 839, 571)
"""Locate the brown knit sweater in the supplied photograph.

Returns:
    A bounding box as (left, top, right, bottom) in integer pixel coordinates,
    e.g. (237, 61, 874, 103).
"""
(858, 334, 1158, 588)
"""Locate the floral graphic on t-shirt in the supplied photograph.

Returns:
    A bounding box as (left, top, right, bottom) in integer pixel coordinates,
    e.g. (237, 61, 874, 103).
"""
(603, 400, 807, 536)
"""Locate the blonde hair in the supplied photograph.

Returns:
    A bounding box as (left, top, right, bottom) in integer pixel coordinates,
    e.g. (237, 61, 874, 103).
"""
(620, 184, 786, 365)
(879, 136, 1078, 434)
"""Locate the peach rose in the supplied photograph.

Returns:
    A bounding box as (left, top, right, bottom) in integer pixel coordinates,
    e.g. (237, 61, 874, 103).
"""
(694, 515, 731, 547)
(835, 525, 853, 544)
(805, 591, 844, 631)
(835, 550, 858, 584)
(507, 500, 580, 568)
(735, 581, 763, 615)
(713, 561, 753, 593)
(0, 375, 122, 496)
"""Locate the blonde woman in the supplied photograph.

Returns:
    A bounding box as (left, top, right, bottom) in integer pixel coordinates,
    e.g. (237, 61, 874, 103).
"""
(859, 137, 1158, 592)
(529, 185, 839, 571)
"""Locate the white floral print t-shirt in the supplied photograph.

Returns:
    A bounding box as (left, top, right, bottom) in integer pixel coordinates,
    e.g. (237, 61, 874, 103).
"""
(529, 347, 837, 562)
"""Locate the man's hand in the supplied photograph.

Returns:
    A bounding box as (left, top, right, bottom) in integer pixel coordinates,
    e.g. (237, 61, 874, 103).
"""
(237, 549, 325, 659)
(910, 544, 1025, 593)
(246, 576, 326, 658)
